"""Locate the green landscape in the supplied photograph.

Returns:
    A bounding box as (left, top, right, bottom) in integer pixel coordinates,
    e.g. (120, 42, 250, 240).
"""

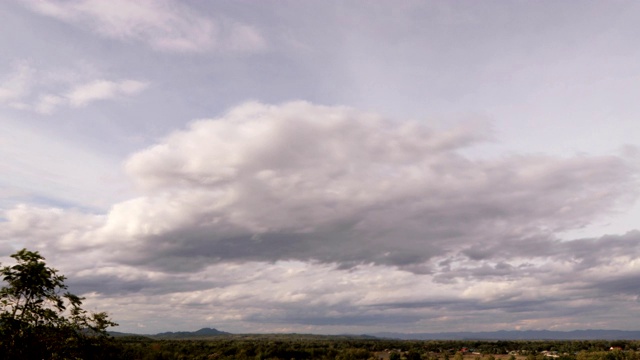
(96, 337, 640, 360)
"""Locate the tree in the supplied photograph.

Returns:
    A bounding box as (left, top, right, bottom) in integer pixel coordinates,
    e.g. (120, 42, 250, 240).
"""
(407, 350, 424, 360)
(0, 248, 118, 359)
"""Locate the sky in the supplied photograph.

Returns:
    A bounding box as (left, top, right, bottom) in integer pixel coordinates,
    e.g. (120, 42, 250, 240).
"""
(1, 0, 640, 335)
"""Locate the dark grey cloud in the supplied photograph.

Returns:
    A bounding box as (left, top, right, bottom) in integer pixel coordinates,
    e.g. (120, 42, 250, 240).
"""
(558, 231, 640, 268)
(581, 275, 640, 298)
(246, 312, 422, 327)
(67, 272, 221, 297)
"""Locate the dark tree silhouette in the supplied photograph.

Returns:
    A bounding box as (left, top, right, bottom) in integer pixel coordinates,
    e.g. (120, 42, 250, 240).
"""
(0, 248, 117, 359)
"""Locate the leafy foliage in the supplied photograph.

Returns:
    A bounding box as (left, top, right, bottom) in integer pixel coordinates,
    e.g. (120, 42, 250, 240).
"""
(0, 248, 118, 359)
(108, 338, 640, 360)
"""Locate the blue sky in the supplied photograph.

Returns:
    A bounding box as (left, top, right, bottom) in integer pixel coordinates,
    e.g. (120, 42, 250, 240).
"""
(1, 0, 640, 334)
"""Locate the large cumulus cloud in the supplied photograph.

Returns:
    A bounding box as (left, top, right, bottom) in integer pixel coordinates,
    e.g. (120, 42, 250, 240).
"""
(87, 101, 636, 272)
(2, 101, 640, 333)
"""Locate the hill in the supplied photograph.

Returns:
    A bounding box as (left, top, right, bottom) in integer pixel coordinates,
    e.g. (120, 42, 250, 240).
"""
(152, 327, 231, 339)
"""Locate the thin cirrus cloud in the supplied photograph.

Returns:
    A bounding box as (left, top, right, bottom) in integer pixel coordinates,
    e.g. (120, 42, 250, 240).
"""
(0, 62, 147, 114)
(0, 62, 34, 109)
(23, 0, 267, 53)
(65, 79, 148, 108)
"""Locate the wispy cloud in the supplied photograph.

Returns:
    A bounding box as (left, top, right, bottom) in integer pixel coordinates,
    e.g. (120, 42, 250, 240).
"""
(0, 61, 35, 109)
(0, 62, 147, 114)
(66, 79, 148, 108)
(23, 0, 267, 53)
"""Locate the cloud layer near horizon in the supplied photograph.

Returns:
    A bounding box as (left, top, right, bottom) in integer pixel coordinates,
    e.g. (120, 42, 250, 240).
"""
(2, 101, 639, 333)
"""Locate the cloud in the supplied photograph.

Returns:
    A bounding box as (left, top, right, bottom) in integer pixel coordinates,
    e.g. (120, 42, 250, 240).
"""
(80, 101, 633, 273)
(0, 62, 147, 114)
(24, 0, 266, 53)
(2, 101, 639, 333)
(0, 204, 103, 247)
(0, 62, 35, 109)
(66, 79, 148, 107)
(2, 102, 612, 276)
(46, 232, 640, 333)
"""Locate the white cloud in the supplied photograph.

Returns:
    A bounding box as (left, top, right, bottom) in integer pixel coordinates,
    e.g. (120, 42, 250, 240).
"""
(114, 102, 636, 270)
(66, 79, 148, 107)
(24, 0, 267, 53)
(33, 94, 65, 115)
(0, 204, 103, 251)
(0, 62, 147, 114)
(0, 62, 35, 109)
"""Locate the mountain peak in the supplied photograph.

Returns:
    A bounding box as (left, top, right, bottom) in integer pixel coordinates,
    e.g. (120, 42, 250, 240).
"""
(193, 328, 229, 335)
(153, 327, 231, 339)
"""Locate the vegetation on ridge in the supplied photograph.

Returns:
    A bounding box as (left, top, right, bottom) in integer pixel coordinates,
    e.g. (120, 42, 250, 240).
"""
(0, 248, 118, 359)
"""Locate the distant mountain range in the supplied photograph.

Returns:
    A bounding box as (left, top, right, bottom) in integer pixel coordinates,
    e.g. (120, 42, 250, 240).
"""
(109, 327, 230, 339)
(109, 328, 640, 340)
(370, 330, 640, 340)
(154, 327, 231, 338)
